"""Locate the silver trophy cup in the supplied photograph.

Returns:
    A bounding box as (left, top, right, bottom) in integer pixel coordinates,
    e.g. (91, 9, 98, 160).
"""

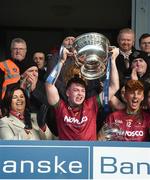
(101, 123, 124, 141)
(72, 32, 110, 80)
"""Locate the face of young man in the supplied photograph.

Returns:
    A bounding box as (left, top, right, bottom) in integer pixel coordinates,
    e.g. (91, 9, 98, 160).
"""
(140, 37, 150, 54)
(118, 32, 134, 52)
(11, 42, 27, 61)
(11, 89, 26, 114)
(124, 89, 144, 112)
(33, 52, 45, 69)
(66, 83, 86, 106)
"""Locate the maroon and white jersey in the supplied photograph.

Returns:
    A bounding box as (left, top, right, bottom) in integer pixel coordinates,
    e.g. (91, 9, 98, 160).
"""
(106, 110, 150, 141)
(54, 96, 100, 140)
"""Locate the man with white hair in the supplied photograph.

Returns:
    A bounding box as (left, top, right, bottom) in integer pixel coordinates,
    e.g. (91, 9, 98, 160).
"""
(0, 38, 27, 117)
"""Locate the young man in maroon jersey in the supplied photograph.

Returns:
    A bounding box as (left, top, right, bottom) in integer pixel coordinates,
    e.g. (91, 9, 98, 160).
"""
(99, 80, 150, 141)
(45, 47, 119, 140)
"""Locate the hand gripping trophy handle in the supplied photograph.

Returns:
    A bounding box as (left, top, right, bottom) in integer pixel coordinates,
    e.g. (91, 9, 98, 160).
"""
(72, 32, 112, 80)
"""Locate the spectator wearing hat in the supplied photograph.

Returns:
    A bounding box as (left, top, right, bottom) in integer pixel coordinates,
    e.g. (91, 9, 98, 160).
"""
(20, 60, 44, 121)
(20, 60, 38, 97)
(129, 50, 150, 91)
(21, 60, 57, 138)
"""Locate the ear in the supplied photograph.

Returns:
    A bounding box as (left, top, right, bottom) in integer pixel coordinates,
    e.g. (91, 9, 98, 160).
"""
(123, 92, 128, 101)
(141, 93, 144, 101)
(66, 89, 69, 97)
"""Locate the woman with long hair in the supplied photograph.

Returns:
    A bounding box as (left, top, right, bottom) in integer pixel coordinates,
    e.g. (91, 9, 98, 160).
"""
(0, 84, 52, 140)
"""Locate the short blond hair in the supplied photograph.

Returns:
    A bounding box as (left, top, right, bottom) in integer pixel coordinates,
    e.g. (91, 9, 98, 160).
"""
(117, 28, 135, 41)
(10, 38, 27, 49)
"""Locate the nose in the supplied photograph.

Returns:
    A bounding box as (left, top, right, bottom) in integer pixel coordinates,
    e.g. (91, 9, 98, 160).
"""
(123, 40, 128, 44)
(69, 39, 74, 45)
(15, 49, 20, 53)
(34, 58, 39, 62)
(16, 96, 22, 101)
(67, 40, 71, 45)
(79, 90, 85, 96)
(133, 92, 138, 98)
(33, 70, 38, 76)
(136, 60, 140, 65)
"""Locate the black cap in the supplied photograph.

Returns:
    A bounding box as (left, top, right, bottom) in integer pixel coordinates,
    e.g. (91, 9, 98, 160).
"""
(21, 60, 37, 74)
(129, 50, 149, 64)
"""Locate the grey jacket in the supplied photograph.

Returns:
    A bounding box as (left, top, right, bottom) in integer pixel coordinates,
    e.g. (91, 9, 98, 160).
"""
(0, 114, 52, 140)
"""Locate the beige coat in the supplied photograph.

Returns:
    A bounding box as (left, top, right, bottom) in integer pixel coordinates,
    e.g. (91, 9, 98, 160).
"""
(0, 114, 53, 140)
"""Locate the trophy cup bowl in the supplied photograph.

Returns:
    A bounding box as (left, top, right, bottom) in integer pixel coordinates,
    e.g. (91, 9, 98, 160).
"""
(72, 32, 110, 80)
(101, 123, 124, 141)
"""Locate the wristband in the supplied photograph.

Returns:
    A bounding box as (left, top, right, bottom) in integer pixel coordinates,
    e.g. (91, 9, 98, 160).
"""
(46, 61, 63, 84)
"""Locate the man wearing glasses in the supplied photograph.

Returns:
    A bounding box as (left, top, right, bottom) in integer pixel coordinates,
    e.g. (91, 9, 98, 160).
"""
(0, 38, 27, 117)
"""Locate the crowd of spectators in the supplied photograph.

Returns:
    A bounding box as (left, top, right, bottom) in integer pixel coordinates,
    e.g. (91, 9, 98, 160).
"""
(0, 28, 150, 141)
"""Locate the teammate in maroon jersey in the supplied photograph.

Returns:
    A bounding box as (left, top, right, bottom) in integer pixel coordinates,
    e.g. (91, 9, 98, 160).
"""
(99, 80, 150, 141)
(45, 47, 120, 140)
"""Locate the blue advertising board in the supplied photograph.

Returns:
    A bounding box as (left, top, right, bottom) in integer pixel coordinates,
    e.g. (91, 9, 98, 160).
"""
(0, 141, 150, 180)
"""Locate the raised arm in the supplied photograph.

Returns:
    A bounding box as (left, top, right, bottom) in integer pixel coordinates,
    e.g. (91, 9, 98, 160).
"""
(45, 47, 73, 105)
(108, 47, 120, 100)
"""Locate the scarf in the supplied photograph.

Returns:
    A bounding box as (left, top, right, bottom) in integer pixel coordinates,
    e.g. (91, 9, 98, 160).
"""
(10, 110, 24, 120)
